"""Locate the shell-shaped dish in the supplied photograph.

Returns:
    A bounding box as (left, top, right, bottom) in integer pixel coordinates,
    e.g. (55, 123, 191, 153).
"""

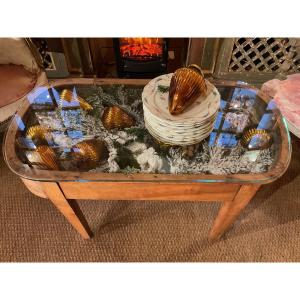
(35, 145, 59, 170)
(72, 140, 107, 163)
(60, 89, 93, 111)
(169, 64, 207, 115)
(26, 125, 51, 142)
(241, 128, 272, 150)
(101, 106, 135, 130)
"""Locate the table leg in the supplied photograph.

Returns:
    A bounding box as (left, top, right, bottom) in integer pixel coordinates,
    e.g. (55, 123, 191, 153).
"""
(209, 184, 261, 240)
(42, 182, 92, 239)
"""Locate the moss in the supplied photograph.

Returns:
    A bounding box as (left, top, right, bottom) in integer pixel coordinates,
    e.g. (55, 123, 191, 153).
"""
(115, 147, 140, 170)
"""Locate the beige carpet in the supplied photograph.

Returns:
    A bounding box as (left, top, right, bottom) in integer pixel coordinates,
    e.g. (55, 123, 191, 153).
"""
(1, 133, 300, 262)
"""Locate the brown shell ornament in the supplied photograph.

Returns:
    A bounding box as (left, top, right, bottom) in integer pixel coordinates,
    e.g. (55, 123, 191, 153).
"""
(26, 145, 59, 170)
(168, 64, 207, 115)
(36, 145, 59, 170)
(26, 125, 51, 143)
(101, 106, 135, 130)
(72, 139, 108, 164)
(241, 128, 272, 150)
(60, 89, 93, 111)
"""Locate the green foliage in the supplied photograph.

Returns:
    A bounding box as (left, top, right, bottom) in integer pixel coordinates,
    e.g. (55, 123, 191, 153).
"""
(113, 141, 140, 170)
(157, 85, 170, 93)
(124, 127, 148, 143)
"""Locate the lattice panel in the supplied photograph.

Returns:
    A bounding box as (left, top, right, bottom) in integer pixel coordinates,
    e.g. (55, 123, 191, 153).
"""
(229, 38, 300, 73)
(31, 38, 54, 70)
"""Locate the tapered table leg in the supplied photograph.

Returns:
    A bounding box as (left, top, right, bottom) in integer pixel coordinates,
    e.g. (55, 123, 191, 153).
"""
(209, 184, 261, 240)
(42, 182, 92, 239)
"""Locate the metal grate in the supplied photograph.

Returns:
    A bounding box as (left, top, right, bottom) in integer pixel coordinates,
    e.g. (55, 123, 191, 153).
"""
(229, 38, 300, 73)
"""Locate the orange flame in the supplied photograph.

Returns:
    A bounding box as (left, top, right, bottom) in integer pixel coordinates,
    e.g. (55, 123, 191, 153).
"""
(119, 38, 163, 60)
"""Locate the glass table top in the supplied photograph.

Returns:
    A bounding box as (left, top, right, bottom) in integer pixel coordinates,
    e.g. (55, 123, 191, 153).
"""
(4, 79, 291, 184)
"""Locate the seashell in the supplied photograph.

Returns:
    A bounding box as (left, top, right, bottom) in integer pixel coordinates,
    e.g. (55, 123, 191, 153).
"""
(169, 64, 207, 115)
(72, 139, 108, 163)
(36, 145, 60, 170)
(60, 89, 93, 111)
(26, 125, 51, 142)
(26, 145, 59, 170)
(241, 128, 272, 150)
(101, 106, 135, 130)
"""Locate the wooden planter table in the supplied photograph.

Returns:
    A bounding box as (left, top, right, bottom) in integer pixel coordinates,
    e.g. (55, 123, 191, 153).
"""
(3, 78, 291, 240)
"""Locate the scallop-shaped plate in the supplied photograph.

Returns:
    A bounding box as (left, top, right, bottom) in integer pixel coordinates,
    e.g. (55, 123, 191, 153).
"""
(145, 120, 214, 145)
(143, 104, 218, 129)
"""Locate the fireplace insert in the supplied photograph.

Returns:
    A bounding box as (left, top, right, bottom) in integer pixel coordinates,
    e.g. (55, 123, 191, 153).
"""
(113, 38, 168, 78)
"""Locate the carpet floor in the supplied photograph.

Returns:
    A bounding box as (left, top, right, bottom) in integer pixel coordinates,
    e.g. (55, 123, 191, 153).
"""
(1, 133, 300, 262)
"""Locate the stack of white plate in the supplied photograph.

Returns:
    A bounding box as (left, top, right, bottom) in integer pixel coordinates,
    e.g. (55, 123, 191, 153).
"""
(142, 73, 220, 146)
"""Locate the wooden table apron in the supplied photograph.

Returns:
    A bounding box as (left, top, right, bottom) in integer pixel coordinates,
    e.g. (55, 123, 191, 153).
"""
(4, 78, 291, 240)
(21, 177, 260, 240)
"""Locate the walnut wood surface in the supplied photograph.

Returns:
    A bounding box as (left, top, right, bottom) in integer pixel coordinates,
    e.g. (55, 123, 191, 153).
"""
(59, 182, 240, 201)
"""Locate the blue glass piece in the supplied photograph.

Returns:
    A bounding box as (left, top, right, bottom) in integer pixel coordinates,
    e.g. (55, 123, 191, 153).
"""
(217, 133, 238, 148)
(28, 87, 53, 105)
(214, 112, 223, 130)
(51, 87, 61, 106)
(257, 113, 275, 130)
(222, 115, 231, 131)
(220, 99, 227, 110)
(67, 130, 83, 139)
(208, 132, 217, 146)
(18, 137, 36, 149)
(248, 135, 265, 149)
(267, 99, 277, 110)
(15, 114, 25, 131)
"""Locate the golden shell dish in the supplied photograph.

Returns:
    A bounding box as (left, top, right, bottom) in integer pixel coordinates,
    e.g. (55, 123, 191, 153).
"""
(60, 89, 93, 111)
(241, 128, 272, 150)
(101, 106, 135, 130)
(72, 140, 108, 163)
(26, 145, 59, 170)
(169, 64, 207, 115)
(26, 125, 51, 142)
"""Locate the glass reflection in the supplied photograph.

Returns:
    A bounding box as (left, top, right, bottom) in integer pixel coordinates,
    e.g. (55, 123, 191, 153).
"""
(14, 83, 280, 175)
(257, 113, 275, 130)
(213, 112, 223, 130)
(206, 86, 276, 156)
(15, 114, 25, 131)
(50, 87, 59, 106)
(217, 133, 238, 148)
(28, 87, 53, 106)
